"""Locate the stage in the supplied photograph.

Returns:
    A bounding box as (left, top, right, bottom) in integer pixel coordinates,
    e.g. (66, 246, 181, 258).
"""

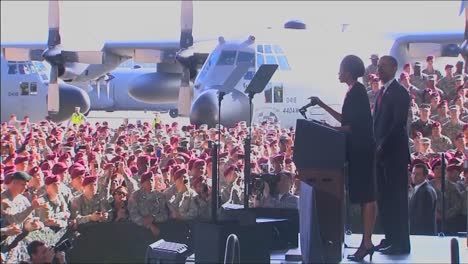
(187, 234, 467, 263)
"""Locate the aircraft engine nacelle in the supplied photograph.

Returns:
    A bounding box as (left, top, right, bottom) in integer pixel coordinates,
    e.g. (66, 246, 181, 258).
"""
(127, 72, 181, 104)
(48, 83, 91, 123)
(190, 88, 250, 128)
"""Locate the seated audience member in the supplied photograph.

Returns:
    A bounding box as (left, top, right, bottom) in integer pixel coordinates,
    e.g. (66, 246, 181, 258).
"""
(70, 176, 109, 226)
(167, 168, 199, 220)
(129, 171, 169, 237)
(26, 240, 66, 264)
(253, 172, 298, 209)
(108, 185, 129, 222)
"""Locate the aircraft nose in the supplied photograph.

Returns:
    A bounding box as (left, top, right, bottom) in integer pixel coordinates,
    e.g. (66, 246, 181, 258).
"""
(48, 83, 91, 123)
(189, 89, 250, 128)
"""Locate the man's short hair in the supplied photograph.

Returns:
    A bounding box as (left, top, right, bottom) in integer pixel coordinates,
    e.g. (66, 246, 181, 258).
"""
(413, 163, 429, 177)
(27, 240, 45, 257)
(381, 55, 398, 69)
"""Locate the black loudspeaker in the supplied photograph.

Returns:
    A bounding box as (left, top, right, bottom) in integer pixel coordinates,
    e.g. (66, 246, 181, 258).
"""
(193, 220, 270, 264)
(145, 239, 191, 264)
(219, 207, 299, 251)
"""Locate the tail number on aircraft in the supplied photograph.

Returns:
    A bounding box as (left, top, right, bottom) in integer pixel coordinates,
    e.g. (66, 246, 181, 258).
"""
(8, 92, 19, 97)
(283, 107, 299, 114)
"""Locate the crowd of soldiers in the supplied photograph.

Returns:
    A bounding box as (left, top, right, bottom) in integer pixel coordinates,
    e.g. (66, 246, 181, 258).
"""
(0, 111, 297, 263)
(365, 54, 468, 235)
(1, 53, 468, 263)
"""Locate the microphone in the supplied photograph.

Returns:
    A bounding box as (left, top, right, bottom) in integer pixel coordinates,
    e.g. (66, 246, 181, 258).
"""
(299, 102, 314, 113)
(299, 97, 319, 113)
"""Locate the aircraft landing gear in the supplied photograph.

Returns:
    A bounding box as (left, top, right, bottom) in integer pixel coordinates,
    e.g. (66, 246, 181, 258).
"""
(169, 109, 179, 118)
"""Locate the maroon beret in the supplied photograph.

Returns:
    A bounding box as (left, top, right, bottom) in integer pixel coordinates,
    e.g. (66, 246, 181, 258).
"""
(82, 176, 97, 187)
(40, 162, 51, 171)
(193, 159, 206, 168)
(173, 168, 187, 181)
(44, 175, 59, 185)
(14, 156, 29, 165)
(70, 166, 86, 179)
(46, 153, 57, 161)
(272, 154, 285, 163)
(140, 171, 154, 183)
(28, 166, 40, 176)
(52, 162, 68, 175)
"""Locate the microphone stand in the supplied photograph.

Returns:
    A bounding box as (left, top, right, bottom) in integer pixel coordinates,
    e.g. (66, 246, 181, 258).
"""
(299, 108, 308, 119)
(440, 152, 446, 236)
(243, 91, 255, 209)
(210, 91, 225, 223)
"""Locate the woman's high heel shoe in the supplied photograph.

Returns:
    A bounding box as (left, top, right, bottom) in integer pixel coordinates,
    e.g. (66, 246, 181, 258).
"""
(347, 246, 375, 262)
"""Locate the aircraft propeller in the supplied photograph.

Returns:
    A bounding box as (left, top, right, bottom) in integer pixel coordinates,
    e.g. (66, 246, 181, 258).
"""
(176, 0, 195, 117)
(3, 0, 104, 113)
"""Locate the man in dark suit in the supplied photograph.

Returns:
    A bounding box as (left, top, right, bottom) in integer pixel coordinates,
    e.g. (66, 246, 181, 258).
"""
(409, 163, 437, 235)
(373, 55, 411, 254)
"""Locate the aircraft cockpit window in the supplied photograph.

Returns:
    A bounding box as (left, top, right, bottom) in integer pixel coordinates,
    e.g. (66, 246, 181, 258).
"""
(18, 63, 29, 75)
(8, 64, 17, 74)
(20, 82, 29, 96)
(263, 45, 272, 54)
(28, 63, 37, 73)
(265, 55, 277, 65)
(273, 45, 283, 54)
(217, 50, 237, 65)
(256, 54, 264, 67)
(29, 82, 38, 95)
(276, 56, 291, 70)
(237, 52, 255, 67)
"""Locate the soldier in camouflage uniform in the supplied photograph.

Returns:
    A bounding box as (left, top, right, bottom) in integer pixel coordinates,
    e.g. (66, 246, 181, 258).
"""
(411, 137, 435, 162)
(35, 174, 70, 230)
(429, 159, 463, 235)
(430, 121, 453, 153)
(437, 64, 457, 101)
(1, 172, 45, 263)
(70, 176, 110, 227)
(220, 165, 244, 205)
(400, 72, 423, 105)
(422, 55, 443, 81)
(410, 62, 428, 90)
(431, 100, 450, 124)
(363, 54, 379, 87)
(166, 168, 199, 220)
(410, 104, 434, 137)
(367, 74, 380, 112)
(442, 105, 466, 144)
(129, 171, 169, 237)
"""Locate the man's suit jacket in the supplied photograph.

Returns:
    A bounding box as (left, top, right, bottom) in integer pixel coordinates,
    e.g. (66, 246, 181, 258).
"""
(373, 79, 411, 165)
(409, 181, 437, 235)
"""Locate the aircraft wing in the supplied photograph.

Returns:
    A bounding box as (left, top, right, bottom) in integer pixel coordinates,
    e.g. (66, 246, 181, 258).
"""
(389, 31, 464, 63)
(103, 39, 216, 64)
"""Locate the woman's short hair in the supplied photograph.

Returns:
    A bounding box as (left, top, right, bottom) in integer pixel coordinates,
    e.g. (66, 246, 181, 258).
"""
(341, 55, 365, 80)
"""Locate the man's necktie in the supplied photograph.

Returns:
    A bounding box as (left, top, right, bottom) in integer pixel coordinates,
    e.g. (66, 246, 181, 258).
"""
(376, 87, 385, 109)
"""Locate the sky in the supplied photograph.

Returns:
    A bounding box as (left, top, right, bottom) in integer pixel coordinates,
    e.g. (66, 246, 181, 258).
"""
(1, 1, 465, 50)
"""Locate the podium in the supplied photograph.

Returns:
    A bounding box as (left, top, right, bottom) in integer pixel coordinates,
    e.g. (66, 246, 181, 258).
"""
(293, 119, 346, 264)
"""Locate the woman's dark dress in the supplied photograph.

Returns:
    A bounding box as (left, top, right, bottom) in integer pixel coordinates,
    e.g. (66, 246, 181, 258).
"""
(341, 82, 377, 203)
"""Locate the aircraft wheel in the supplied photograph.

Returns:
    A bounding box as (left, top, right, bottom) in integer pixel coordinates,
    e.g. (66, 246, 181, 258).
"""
(169, 109, 179, 118)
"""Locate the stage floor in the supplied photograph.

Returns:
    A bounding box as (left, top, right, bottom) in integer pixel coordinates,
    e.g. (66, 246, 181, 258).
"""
(272, 234, 468, 264)
(186, 233, 467, 263)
